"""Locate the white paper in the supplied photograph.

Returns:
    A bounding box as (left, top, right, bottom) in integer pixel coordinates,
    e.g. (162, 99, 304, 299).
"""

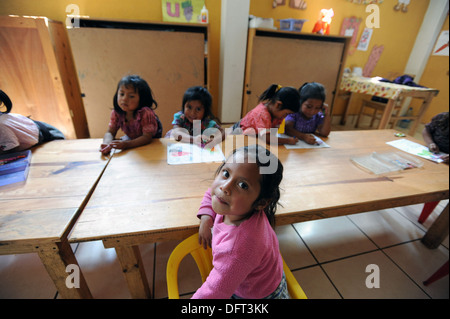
(278, 134, 330, 149)
(386, 139, 445, 163)
(167, 143, 225, 165)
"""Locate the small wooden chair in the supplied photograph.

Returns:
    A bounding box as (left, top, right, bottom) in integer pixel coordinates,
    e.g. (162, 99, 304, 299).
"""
(166, 232, 307, 299)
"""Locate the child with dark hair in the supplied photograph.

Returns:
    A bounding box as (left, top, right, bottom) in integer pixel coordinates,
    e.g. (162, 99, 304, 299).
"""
(166, 86, 224, 147)
(100, 75, 162, 155)
(285, 82, 331, 145)
(422, 112, 449, 164)
(193, 144, 289, 299)
(0, 90, 64, 154)
(233, 84, 300, 145)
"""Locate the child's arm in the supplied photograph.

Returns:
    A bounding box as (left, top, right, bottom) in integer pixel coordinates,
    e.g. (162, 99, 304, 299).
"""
(422, 126, 439, 153)
(285, 120, 316, 144)
(197, 189, 216, 249)
(316, 104, 331, 137)
(108, 132, 153, 151)
(100, 128, 117, 155)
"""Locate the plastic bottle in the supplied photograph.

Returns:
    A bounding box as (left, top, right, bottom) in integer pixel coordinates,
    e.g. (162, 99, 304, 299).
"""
(201, 5, 208, 24)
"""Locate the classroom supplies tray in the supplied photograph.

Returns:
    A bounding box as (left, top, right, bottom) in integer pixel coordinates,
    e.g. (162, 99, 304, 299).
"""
(350, 151, 423, 175)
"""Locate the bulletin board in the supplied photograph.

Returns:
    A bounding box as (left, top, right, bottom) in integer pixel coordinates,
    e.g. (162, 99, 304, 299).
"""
(242, 29, 350, 116)
(68, 19, 207, 138)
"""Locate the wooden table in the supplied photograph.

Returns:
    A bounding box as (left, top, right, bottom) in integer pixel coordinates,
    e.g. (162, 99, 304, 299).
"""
(68, 130, 449, 298)
(0, 139, 109, 298)
(339, 76, 439, 135)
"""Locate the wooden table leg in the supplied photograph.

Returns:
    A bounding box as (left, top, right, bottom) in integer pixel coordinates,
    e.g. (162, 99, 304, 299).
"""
(37, 239, 92, 299)
(377, 98, 395, 129)
(408, 93, 433, 136)
(340, 92, 355, 125)
(422, 203, 449, 249)
(114, 245, 151, 299)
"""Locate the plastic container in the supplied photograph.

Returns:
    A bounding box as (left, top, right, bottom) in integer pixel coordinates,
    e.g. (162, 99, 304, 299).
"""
(278, 19, 307, 32)
(351, 151, 423, 175)
(200, 5, 208, 24)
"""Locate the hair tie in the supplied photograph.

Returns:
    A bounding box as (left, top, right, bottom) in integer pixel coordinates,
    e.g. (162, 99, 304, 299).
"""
(276, 85, 282, 92)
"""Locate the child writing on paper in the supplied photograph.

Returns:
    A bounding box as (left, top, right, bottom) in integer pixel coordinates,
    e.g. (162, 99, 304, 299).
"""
(100, 75, 162, 155)
(193, 145, 289, 299)
(166, 86, 224, 148)
(232, 84, 300, 145)
(422, 112, 449, 164)
(285, 82, 331, 145)
(1, 90, 64, 154)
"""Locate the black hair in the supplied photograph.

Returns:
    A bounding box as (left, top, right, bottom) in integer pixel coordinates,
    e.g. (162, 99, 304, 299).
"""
(113, 75, 157, 117)
(258, 84, 300, 113)
(181, 86, 213, 120)
(298, 82, 326, 107)
(0, 90, 13, 113)
(215, 144, 283, 228)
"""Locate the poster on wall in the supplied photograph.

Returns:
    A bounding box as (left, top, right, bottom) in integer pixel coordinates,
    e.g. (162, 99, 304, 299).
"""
(357, 28, 373, 51)
(432, 30, 449, 56)
(162, 0, 205, 23)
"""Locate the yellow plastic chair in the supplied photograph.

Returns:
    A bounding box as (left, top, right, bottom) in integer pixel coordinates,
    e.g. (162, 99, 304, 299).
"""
(166, 233, 307, 299)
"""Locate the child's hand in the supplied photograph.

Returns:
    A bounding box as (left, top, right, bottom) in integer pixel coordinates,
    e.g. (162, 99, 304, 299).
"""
(287, 137, 298, 145)
(109, 140, 128, 150)
(428, 143, 439, 153)
(303, 134, 317, 145)
(198, 215, 213, 249)
(100, 143, 112, 155)
(440, 154, 449, 164)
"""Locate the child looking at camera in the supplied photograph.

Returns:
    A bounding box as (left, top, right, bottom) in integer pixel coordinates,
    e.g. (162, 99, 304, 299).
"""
(193, 145, 289, 299)
(100, 75, 162, 155)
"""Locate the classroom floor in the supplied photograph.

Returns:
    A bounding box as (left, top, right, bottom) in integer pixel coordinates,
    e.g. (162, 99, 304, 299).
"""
(1, 118, 448, 299)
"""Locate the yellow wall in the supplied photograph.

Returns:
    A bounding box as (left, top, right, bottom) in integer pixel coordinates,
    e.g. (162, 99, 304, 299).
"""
(1, 0, 448, 124)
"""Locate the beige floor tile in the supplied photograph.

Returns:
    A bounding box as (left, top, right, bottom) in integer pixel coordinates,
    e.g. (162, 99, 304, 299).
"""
(322, 250, 429, 299)
(74, 241, 131, 298)
(292, 266, 341, 299)
(276, 224, 316, 269)
(0, 253, 56, 299)
(348, 209, 424, 248)
(384, 241, 449, 299)
(293, 216, 377, 263)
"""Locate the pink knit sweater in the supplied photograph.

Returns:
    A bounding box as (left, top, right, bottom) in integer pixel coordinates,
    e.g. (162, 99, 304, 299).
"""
(192, 189, 283, 299)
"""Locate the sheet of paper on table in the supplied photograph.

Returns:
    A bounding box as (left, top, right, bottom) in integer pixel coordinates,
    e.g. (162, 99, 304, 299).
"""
(167, 143, 225, 165)
(278, 134, 330, 149)
(386, 139, 445, 163)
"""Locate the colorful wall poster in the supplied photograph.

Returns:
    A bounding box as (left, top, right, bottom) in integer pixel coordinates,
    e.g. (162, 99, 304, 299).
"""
(162, 0, 205, 23)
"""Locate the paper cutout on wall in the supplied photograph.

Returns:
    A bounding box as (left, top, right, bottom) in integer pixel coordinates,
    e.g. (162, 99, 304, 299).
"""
(357, 27, 373, 51)
(363, 44, 384, 77)
(162, 0, 205, 23)
(432, 30, 449, 56)
(289, 0, 307, 10)
(273, 0, 286, 8)
(340, 16, 362, 55)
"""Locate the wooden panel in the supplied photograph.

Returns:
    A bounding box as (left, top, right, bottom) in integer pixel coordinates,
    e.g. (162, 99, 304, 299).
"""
(68, 27, 205, 138)
(244, 35, 344, 115)
(0, 16, 80, 139)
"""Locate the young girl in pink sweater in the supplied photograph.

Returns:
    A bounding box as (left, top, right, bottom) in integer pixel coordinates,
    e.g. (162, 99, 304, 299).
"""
(193, 145, 289, 299)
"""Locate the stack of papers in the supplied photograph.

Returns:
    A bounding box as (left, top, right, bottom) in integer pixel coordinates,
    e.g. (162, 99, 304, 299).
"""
(386, 139, 446, 163)
(0, 150, 32, 187)
(278, 134, 330, 149)
(167, 143, 225, 165)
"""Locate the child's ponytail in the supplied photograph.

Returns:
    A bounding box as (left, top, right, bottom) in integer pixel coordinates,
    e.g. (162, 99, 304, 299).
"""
(0, 90, 13, 113)
(258, 84, 300, 113)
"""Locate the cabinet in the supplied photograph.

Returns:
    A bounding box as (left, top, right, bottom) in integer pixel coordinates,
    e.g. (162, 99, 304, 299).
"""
(242, 28, 350, 116)
(0, 16, 89, 139)
(68, 18, 209, 138)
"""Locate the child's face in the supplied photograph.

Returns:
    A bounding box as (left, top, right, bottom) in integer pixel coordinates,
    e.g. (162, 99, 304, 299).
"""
(301, 98, 323, 119)
(269, 101, 294, 120)
(117, 85, 140, 114)
(211, 152, 262, 225)
(184, 100, 205, 123)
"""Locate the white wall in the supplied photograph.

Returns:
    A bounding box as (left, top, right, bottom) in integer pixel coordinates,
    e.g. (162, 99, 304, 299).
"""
(217, 0, 250, 123)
